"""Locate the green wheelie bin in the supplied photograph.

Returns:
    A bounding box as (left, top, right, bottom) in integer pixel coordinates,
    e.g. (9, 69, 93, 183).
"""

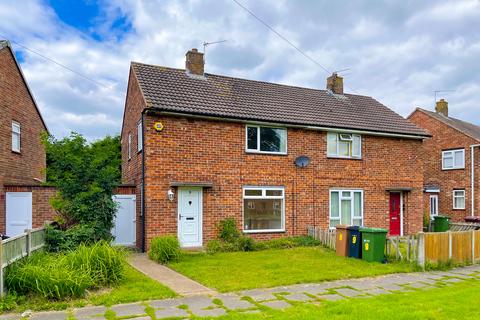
(360, 227, 388, 263)
(433, 216, 450, 232)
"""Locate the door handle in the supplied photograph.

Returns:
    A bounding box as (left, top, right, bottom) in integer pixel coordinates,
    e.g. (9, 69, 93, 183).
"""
(391, 217, 397, 220)
(179, 214, 183, 220)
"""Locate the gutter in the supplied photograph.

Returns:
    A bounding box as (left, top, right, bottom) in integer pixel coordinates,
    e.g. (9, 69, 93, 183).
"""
(149, 109, 430, 140)
(471, 144, 480, 216)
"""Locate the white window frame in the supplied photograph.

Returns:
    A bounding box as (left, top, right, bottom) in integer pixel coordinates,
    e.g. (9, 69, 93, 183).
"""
(128, 133, 132, 160)
(243, 186, 285, 233)
(11, 121, 21, 153)
(245, 125, 287, 155)
(453, 189, 466, 210)
(429, 194, 439, 218)
(329, 189, 364, 229)
(137, 121, 143, 152)
(442, 149, 465, 170)
(327, 132, 362, 159)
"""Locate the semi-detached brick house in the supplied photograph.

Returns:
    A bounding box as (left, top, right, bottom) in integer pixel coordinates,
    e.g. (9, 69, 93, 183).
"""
(0, 40, 56, 236)
(121, 48, 430, 251)
(409, 100, 480, 222)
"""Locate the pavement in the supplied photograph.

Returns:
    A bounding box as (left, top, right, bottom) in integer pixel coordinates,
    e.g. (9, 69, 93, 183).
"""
(1, 264, 479, 320)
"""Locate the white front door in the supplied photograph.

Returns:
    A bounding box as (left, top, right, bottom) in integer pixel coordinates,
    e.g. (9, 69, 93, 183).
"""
(178, 187, 202, 247)
(112, 195, 136, 246)
(430, 194, 439, 218)
(6, 192, 32, 237)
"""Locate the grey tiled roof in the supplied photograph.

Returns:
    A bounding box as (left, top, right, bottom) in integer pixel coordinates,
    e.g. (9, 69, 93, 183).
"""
(417, 108, 480, 141)
(132, 62, 428, 137)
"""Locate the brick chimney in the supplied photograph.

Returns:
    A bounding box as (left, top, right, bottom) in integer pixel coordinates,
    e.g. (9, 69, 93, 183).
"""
(326, 73, 343, 94)
(185, 48, 204, 76)
(435, 98, 448, 117)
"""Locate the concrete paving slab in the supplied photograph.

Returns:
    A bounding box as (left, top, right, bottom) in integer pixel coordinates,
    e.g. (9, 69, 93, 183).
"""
(319, 294, 344, 301)
(381, 283, 405, 291)
(241, 289, 277, 301)
(111, 302, 146, 317)
(129, 253, 216, 296)
(407, 282, 433, 289)
(0, 314, 21, 320)
(29, 311, 68, 320)
(73, 306, 107, 318)
(335, 288, 363, 297)
(177, 295, 213, 309)
(364, 288, 391, 295)
(261, 300, 291, 310)
(155, 307, 189, 319)
(284, 293, 314, 302)
(217, 294, 255, 310)
(190, 308, 227, 317)
(149, 299, 181, 309)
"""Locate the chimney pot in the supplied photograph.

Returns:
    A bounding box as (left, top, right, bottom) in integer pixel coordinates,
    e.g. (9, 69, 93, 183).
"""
(435, 98, 448, 117)
(326, 73, 343, 94)
(185, 48, 204, 76)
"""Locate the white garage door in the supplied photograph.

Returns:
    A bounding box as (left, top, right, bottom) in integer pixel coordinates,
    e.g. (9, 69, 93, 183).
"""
(6, 192, 32, 237)
(112, 195, 136, 246)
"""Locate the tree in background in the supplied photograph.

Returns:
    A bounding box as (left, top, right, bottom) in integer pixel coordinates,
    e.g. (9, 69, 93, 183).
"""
(43, 133, 121, 251)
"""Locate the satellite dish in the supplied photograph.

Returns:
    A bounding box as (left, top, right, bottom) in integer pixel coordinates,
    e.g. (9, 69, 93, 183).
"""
(294, 155, 310, 168)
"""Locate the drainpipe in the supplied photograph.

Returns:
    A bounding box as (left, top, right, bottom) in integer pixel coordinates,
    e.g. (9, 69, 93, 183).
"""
(141, 110, 146, 252)
(471, 144, 480, 217)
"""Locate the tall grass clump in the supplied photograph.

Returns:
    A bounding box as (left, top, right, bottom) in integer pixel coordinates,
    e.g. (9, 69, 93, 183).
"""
(148, 236, 181, 264)
(5, 243, 126, 300)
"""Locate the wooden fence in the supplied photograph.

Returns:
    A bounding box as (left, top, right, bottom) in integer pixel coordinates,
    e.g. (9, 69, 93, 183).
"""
(0, 227, 46, 296)
(386, 235, 419, 262)
(449, 222, 480, 231)
(307, 226, 336, 250)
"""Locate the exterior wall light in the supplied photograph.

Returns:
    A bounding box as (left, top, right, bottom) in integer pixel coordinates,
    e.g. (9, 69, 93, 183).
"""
(168, 188, 175, 201)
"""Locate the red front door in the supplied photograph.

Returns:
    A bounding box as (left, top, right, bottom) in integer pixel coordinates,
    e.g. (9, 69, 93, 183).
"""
(389, 193, 401, 236)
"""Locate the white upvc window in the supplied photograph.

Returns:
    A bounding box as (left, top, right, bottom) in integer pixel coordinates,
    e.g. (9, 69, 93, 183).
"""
(246, 125, 287, 154)
(137, 121, 143, 152)
(128, 133, 132, 160)
(329, 189, 363, 228)
(453, 189, 466, 210)
(243, 186, 285, 232)
(327, 132, 361, 159)
(442, 149, 465, 170)
(11, 121, 21, 152)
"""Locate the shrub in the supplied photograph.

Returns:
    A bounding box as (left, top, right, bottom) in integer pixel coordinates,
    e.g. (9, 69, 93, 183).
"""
(45, 223, 100, 252)
(65, 241, 125, 287)
(218, 218, 240, 243)
(149, 236, 182, 264)
(206, 239, 239, 254)
(237, 236, 256, 252)
(5, 244, 126, 300)
(256, 236, 320, 250)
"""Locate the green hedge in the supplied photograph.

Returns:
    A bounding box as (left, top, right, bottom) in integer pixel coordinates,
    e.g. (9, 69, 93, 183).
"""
(206, 236, 320, 254)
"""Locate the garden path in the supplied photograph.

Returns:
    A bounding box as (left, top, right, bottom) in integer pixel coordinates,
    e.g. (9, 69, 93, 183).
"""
(2, 264, 480, 320)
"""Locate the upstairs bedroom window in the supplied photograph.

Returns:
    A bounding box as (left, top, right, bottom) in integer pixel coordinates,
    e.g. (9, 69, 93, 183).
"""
(12, 121, 21, 153)
(327, 132, 361, 159)
(243, 187, 285, 232)
(246, 125, 287, 154)
(442, 149, 464, 170)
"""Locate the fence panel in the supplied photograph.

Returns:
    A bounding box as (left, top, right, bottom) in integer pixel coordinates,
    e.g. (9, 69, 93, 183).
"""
(451, 231, 472, 263)
(308, 226, 336, 250)
(475, 230, 480, 262)
(424, 232, 449, 263)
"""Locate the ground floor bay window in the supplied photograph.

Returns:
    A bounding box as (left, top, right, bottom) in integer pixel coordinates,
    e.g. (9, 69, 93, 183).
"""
(243, 187, 285, 232)
(330, 189, 363, 228)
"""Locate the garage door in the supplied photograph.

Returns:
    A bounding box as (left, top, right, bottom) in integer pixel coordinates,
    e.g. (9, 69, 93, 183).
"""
(112, 195, 136, 246)
(6, 192, 32, 237)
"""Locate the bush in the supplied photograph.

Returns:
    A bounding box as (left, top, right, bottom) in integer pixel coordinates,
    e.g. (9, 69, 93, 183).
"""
(206, 239, 239, 254)
(218, 218, 240, 243)
(256, 236, 320, 250)
(6, 244, 125, 300)
(237, 236, 256, 252)
(148, 236, 182, 264)
(45, 223, 101, 252)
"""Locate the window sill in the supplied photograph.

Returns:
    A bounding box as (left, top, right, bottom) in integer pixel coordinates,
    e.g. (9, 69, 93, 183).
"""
(453, 208, 466, 211)
(245, 150, 287, 156)
(137, 150, 142, 154)
(243, 229, 286, 234)
(11, 150, 21, 155)
(442, 167, 465, 171)
(327, 155, 362, 160)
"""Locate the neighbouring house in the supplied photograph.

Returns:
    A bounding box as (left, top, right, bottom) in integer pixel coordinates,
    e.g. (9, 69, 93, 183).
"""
(0, 40, 56, 236)
(121, 48, 430, 251)
(409, 100, 480, 222)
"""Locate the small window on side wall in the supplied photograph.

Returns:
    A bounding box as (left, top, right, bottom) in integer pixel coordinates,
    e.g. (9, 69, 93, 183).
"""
(327, 132, 361, 159)
(12, 121, 21, 153)
(128, 133, 132, 160)
(137, 121, 143, 152)
(442, 149, 464, 170)
(453, 189, 465, 210)
(246, 125, 287, 154)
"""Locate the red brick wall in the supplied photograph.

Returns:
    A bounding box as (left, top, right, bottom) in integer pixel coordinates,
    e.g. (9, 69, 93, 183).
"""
(409, 110, 480, 222)
(0, 47, 47, 233)
(138, 115, 424, 249)
(3, 185, 57, 229)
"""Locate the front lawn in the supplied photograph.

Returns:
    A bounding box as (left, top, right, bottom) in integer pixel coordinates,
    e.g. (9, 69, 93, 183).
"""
(169, 246, 418, 292)
(218, 279, 480, 319)
(0, 264, 176, 313)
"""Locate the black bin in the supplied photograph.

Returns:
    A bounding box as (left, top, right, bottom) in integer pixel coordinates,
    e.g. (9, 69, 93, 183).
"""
(347, 226, 362, 259)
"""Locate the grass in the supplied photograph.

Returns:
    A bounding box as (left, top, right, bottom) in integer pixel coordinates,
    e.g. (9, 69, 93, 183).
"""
(169, 246, 418, 292)
(218, 279, 480, 319)
(1, 265, 176, 313)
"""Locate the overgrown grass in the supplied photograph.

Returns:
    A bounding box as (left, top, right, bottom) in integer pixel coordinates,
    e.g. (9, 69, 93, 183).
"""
(169, 246, 419, 292)
(0, 265, 176, 313)
(216, 279, 480, 319)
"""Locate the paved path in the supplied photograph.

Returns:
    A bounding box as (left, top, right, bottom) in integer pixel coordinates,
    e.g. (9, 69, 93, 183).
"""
(2, 265, 480, 320)
(128, 253, 216, 296)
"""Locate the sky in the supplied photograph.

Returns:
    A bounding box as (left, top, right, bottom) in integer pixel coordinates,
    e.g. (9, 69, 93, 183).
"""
(1, 0, 480, 141)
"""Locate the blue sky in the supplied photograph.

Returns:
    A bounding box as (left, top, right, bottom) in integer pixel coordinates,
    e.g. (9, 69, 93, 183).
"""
(1, 0, 480, 140)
